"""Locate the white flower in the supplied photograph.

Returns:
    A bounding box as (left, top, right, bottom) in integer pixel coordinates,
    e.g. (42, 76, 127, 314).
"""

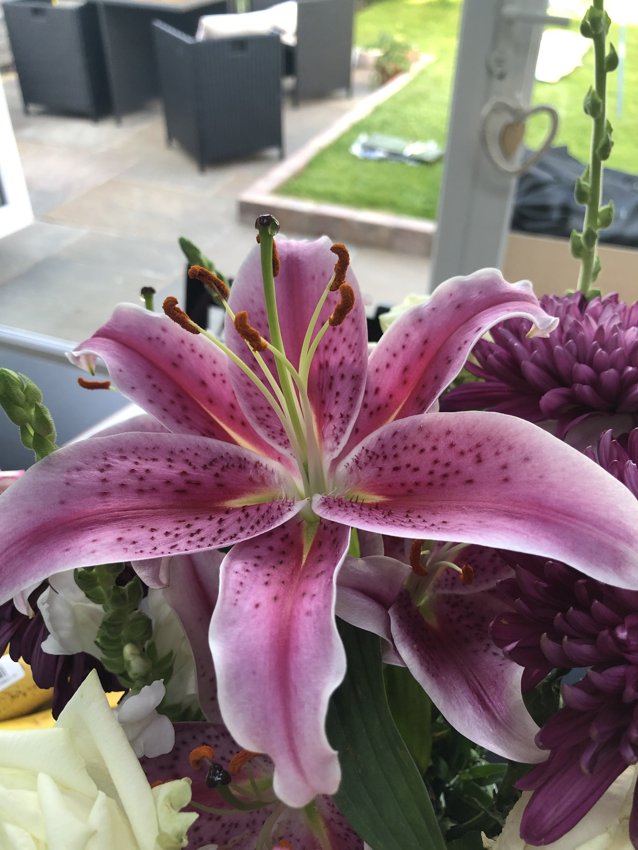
(116, 681, 175, 759)
(0, 670, 197, 850)
(38, 570, 104, 656)
(483, 767, 638, 850)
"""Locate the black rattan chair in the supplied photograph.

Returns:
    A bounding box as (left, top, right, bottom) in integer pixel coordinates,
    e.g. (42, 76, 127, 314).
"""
(3, 0, 111, 119)
(152, 20, 283, 170)
(243, 0, 354, 103)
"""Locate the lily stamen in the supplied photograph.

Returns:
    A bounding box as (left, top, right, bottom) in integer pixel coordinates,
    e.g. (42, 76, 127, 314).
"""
(329, 284, 355, 327)
(162, 296, 200, 335)
(409, 539, 428, 576)
(188, 264, 230, 302)
(77, 377, 112, 390)
(228, 748, 260, 774)
(188, 744, 216, 770)
(329, 242, 349, 290)
(235, 311, 268, 352)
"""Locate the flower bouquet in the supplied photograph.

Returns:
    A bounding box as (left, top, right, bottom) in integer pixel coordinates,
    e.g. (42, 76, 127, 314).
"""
(1, 2, 637, 848)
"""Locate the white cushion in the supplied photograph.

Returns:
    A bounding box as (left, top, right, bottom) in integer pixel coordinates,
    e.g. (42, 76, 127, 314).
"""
(196, 2, 297, 46)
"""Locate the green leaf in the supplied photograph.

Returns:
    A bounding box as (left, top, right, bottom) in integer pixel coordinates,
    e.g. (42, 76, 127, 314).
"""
(447, 830, 485, 850)
(384, 664, 432, 773)
(327, 622, 446, 850)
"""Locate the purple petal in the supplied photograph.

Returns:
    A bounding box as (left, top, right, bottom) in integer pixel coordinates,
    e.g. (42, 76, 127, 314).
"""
(314, 412, 638, 590)
(143, 722, 362, 850)
(226, 237, 367, 460)
(519, 750, 625, 844)
(210, 518, 349, 808)
(71, 304, 291, 467)
(336, 555, 410, 647)
(341, 269, 557, 454)
(0, 433, 301, 605)
(390, 589, 544, 763)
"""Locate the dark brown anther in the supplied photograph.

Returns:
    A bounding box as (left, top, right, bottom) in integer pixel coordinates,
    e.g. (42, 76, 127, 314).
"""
(409, 540, 428, 577)
(330, 243, 350, 291)
(460, 564, 475, 585)
(272, 239, 280, 278)
(234, 311, 268, 352)
(77, 378, 112, 391)
(329, 284, 355, 327)
(162, 296, 200, 335)
(206, 763, 232, 788)
(188, 265, 230, 301)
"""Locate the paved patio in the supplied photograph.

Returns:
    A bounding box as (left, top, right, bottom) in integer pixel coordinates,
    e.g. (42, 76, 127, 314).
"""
(0, 66, 430, 343)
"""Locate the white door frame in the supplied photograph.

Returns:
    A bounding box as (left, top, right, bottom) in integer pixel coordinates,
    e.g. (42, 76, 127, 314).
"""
(0, 75, 32, 239)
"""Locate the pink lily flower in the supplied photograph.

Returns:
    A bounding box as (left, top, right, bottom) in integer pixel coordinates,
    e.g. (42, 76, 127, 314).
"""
(3, 228, 638, 808)
(142, 721, 362, 850)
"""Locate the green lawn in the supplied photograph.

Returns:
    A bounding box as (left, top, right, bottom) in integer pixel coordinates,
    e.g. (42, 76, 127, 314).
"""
(279, 0, 638, 221)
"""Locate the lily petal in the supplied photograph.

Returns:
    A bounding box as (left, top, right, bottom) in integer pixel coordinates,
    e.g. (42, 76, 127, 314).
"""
(390, 589, 544, 763)
(210, 518, 349, 808)
(342, 270, 558, 455)
(160, 551, 223, 722)
(0, 433, 301, 605)
(226, 237, 367, 460)
(314, 412, 638, 589)
(142, 722, 362, 850)
(336, 555, 409, 649)
(70, 305, 288, 465)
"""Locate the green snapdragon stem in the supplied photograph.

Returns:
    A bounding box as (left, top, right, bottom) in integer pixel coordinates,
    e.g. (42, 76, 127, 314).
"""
(578, 0, 608, 294)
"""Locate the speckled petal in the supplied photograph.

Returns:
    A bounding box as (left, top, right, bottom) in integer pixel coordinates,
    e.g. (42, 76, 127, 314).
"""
(341, 269, 557, 456)
(0, 433, 302, 605)
(210, 517, 349, 808)
(314, 412, 638, 589)
(142, 722, 362, 850)
(390, 589, 543, 763)
(225, 237, 367, 460)
(70, 304, 290, 467)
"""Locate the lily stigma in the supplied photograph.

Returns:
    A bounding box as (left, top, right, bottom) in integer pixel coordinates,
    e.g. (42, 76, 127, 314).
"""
(4, 217, 638, 808)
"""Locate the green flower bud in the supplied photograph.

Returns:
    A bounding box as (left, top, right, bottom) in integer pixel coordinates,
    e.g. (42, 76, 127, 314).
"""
(606, 43, 619, 72)
(598, 202, 614, 229)
(575, 174, 591, 204)
(583, 87, 602, 118)
(570, 230, 585, 258)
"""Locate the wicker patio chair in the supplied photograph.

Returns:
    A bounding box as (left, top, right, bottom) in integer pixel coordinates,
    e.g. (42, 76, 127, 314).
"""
(243, 0, 354, 102)
(3, 0, 111, 119)
(152, 20, 283, 171)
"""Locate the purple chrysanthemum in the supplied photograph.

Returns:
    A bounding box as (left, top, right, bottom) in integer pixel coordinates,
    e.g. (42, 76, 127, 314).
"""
(490, 429, 638, 846)
(0, 585, 121, 717)
(443, 292, 638, 446)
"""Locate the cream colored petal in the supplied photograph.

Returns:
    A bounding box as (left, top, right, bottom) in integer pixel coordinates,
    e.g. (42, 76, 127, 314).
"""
(0, 728, 94, 794)
(57, 670, 160, 850)
(0, 820, 41, 850)
(37, 774, 95, 850)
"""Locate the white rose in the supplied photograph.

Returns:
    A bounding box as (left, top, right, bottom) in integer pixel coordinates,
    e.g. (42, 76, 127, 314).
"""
(0, 670, 197, 850)
(484, 767, 637, 850)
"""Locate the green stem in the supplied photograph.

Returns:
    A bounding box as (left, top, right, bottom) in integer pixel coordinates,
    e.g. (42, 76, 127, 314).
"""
(256, 218, 309, 460)
(578, 12, 607, 294)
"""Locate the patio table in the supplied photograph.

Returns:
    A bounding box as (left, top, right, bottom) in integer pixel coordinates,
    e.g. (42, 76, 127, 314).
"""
(94, 0, 226, 120)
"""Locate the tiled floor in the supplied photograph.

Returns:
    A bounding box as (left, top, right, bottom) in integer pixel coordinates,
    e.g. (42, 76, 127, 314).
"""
(0, 69, 430, 343)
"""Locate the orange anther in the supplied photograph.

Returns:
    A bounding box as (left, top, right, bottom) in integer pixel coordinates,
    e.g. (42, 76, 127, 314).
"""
(188, 744, 216, 770)
(188, 265, 230, 301)
(329, 284, 355, 327)
(235, 311, 268, 352)
(409, 540, 428, 576)
(163, 296, 200, 335)
(272, 239, 280, 278)
(275, 841, 293, 850)
(228, 749, 259, 775)
(460, 564, 475, 585)
(330, 243, 349, 291)
(77, 378, 112, 390)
